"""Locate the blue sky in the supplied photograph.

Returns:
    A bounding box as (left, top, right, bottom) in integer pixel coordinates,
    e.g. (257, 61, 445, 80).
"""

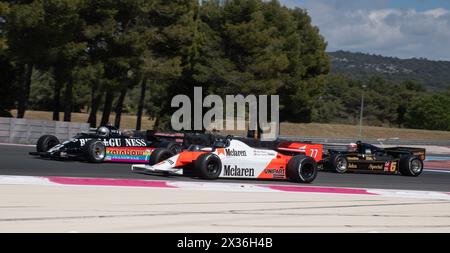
(283, 0, 450, 11)
(384, 0, 450, 11)
(280, 0, 450, 60)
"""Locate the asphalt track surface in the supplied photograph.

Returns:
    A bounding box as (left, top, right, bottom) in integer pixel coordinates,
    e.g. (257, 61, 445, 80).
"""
(1, 145, 449, 192)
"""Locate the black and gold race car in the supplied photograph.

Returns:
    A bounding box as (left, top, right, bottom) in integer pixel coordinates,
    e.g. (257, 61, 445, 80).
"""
(321, 141, 426, 176)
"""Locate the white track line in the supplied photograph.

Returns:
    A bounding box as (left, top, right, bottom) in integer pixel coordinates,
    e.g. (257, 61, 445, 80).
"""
(0, 143, 35, 147)
(424, 169, 450, 173)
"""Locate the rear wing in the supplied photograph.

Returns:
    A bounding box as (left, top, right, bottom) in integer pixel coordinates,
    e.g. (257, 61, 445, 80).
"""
(277, 142, 323, 162)
(384, 147, 426, 160)
(146, 131, 184, 143)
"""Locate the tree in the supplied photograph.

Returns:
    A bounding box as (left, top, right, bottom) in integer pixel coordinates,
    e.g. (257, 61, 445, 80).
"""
(0, 54, 18, 116)
(0, 2, 16, 116)
(3, 0, 47, 118)
(194, 0, 330, 133)
(78, 0, 117, 127)
(3, 0, 87, 120)
(394, 80, 425, 127)
(108, 0, 155, 128)
(42, 0, 87, 122)
(278, 6, 330, 122)
(79, 0, 157, 128)
(140, 52, 182, 130)
(142, 0, 195, 130)
(0, 1, 9, 54)
(85, 64, 105, 127)
(404, 94, 450, 131)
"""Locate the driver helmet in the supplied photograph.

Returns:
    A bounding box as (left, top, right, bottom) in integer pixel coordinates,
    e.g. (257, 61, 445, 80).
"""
(355, 141, 363, 153)
(97, 126, 110, 137)
(348, 143, 358, 152)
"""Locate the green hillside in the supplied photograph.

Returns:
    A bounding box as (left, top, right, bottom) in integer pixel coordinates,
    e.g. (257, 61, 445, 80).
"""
(328, 51, 450, 90)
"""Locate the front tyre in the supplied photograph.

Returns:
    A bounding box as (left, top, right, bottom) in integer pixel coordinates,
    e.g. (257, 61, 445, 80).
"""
(148, 149, 174, 165)
(166, 142, 182, 154)
(84, 140, 106, 163)
(287, 155, 318, 183)
(154, 141, 183, 154)
(36, 135, 60, 152)
(194, 153, 222, 180)
(399, 155, 423, 177)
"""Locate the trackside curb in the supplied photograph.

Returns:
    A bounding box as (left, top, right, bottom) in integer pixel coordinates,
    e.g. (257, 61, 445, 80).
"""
(0, 175, 449, 200)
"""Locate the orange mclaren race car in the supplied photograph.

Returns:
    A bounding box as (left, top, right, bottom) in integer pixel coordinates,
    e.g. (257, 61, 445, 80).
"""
(131, 135, 323, 183)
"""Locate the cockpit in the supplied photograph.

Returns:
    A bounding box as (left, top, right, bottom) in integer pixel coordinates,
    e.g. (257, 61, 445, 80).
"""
(355, 141, 383, 155)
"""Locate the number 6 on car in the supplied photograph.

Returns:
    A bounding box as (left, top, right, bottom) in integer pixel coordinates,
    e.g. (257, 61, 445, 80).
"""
(131, 135, 323, 183)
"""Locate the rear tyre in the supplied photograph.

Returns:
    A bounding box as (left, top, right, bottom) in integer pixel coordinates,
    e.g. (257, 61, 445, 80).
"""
(84, 140, 106, 163)
(399, 155, 423, 177)
(328, 153, 348, 173)
(148, 149, 174, 165)
(287, 155, 318, 183)
(194, 153, 222, 180)
(36, 135, 60, 152)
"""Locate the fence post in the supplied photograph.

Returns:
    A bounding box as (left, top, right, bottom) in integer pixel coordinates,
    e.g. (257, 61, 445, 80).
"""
(9, 118, 14, 143)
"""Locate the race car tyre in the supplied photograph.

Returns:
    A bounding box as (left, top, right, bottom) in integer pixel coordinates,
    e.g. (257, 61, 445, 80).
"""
(36, 135, 60, 153)
(149, 149, 174, 165)
(166, 142, 182, 154)
(194, 153, 222, 180)
(154, 141, 182, 154)
(399, 155, 423, 177)
(287, 155, 318, 183)
(329, 153, 348, 173)
(84, 140, 106, 163)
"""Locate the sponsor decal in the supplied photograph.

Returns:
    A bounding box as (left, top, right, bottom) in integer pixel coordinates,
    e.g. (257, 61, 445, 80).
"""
(368, 164, 383, 170)
(103, 138, 122, 147)
(78, 138, 147, 147)
(264, 168, 284, 174)
(384, 162, 391, 172)
(125, 139, 147, 147)
(298, 145, 306, 152)
(264, 168, 285, 178)
(253, 150, 276, 156)
(216, 148, 225, 155)
(223, 165, 255, 177)
(78, 139, 90, 146)
(105, 147, 153, 162)
(347, 156, 359, 161)
(225, 149, 247, 156)
(348, 163, 358, 169)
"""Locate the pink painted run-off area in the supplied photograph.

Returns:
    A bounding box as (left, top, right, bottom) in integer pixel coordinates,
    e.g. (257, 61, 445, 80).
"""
(47, 176, 176, 188)
(262, 185, 376, 195)
(45, 176, 377, 195)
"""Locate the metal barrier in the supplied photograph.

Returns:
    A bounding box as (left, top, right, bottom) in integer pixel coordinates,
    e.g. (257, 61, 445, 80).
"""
(0, 117, 90, 144)
(0, 117, 448, 147)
